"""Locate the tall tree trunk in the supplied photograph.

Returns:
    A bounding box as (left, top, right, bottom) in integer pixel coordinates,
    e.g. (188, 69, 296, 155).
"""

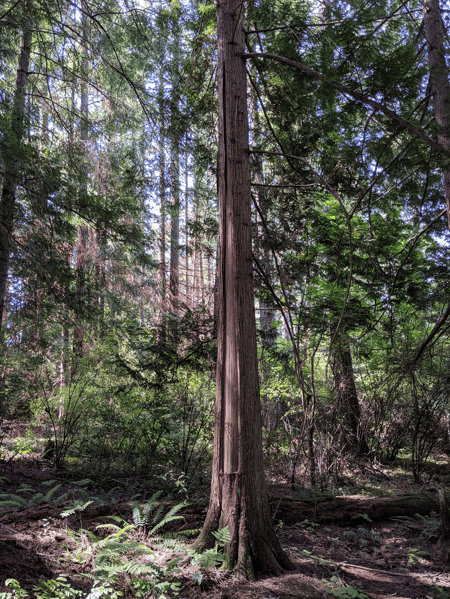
(73, 225, 88, 360)
(423, 0, 450, 229)
(199, 247, 204, 305)
(193, 0, 291, 577)
(94, 227, 105, 332)
(185, 147, 189, 301)
(169, 23, 181, 315)
(73, 2, 89, 363)
(331, 331, 369, 456)
(0, 11, 32, 336)
(158, 75, 166, 297)
(192, 186, 201, 309)
(169, 138, 180, 314)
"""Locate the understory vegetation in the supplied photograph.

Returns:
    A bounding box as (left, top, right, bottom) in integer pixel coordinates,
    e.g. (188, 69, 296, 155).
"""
(0, 454, 450, 598)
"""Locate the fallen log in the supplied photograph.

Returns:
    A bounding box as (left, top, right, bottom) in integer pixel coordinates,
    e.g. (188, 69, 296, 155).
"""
(0, 491, 440, 529)
(270, 491, 439, 525)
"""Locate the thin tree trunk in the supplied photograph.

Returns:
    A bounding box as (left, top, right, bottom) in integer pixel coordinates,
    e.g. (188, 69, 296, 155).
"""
(169, 22, 181, 315)
(159, 77, 166, 297)
(256, 205, 276, 347)
(59, 321, 69, 419)
(185, 147, 189, 301)
(0, 11, 32, 336)
(40, 94, 49, 145)
(193, 0, 291, 577)
(199, 248, 204, 305)
(423, 0, 450, 229)
(308, 422, 316, 488)
(73, 225, 88, 360)
(73, 2, 89, 363)
(192, 196, 200, 309)
(94, 227, 105, 331)
(249, 85, 277, 347)
(169, 142, 180, 313)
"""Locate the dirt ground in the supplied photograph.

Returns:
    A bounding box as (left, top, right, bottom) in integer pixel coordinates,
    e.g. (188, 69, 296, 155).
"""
(0, 438, 449, 598)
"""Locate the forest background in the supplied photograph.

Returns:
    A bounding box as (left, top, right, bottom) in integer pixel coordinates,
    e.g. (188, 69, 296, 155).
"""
(1, 0, 450, 588)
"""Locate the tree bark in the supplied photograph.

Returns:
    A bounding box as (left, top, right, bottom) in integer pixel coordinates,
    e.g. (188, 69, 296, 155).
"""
(331, 332, 369, 456)
(0, 11, 32, 336)
(73, 224, 88, 361)
(169, 18, 181, 315)
(423, 0, 450, 229)
(193, 0, 291, 577)
(73, 1, 89, 363)
(158, 74, 166, 297)
(169, 135, 180, 314)
(185, 148, 190, 302)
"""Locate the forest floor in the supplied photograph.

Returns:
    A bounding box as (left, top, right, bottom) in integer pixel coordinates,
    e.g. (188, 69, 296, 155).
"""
(1, 423, 450, 599)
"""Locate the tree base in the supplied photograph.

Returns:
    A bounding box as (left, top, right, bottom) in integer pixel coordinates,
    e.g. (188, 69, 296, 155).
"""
(193, 473, 293, 578)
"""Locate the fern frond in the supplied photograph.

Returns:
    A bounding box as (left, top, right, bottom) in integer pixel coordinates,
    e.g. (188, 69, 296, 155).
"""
(149, 501, 187, 535)
(0, 494, 27, 508)
(151, 502, 165, 525)
(123, 561, 157, 576)
(101, 523, 133, 540)
(80, 528, 100, 543)
(79, 573, 96, 580)
(190, 547, 224, 569)
(72, 479, 92, 487)
(132, 501, 147, 527)
(109, 515, 127, 524)
(147, 489, 163, 509)
(151, 537, 186, 552)
(150, 514, 184, 535)
(61, 500, 93, 518)
(77, 488, 91, 500)
(43, 483, 63, 502)
(96, 523, 123, 533)
(212, 526, 231, 546)
(166, 556, 182, 569)
(102, 487, 119, 502)
(161, 500, 188, 522)
(63, 529, 77, 540)
(31, 493, 45, 505)
(16, 485, 35, 493)
(159, 528, 199, 539)
(96, 539, 147, 554)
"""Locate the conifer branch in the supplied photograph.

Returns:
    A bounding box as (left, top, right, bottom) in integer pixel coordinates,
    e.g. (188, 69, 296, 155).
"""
(243, 52, 450, 160)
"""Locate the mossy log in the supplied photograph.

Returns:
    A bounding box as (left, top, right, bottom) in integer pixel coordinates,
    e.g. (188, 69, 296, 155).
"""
(270, 491, 439, 525)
